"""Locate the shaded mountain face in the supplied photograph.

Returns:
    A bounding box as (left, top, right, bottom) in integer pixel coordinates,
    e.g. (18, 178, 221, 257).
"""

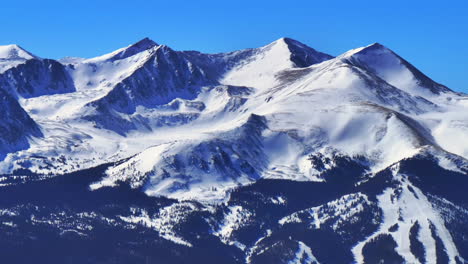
(0, 44, 75, 98)
(82, 45, 213, 133)
(0, 58, 75, 98)
(0, 38, 467, 264)
(75, 38, 333, 134)
(0, 88, 42, 160)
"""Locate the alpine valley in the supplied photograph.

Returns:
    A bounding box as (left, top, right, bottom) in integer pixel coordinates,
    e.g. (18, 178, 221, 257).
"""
(0, 37, 467, 264)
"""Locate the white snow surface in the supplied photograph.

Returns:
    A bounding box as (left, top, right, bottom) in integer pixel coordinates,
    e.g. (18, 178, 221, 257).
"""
(220, 38, 298, 89)
(0, 44, 36, 61)
(0, 37, 466, 204)
(0, 44, 38, 73)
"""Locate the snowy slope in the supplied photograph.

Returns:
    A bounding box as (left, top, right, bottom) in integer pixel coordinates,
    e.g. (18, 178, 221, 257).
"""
(219, 37, 333, 89)
(0, 37, 467, 264)
(0, 38, 465, 191)
(339, 43, 453, 100)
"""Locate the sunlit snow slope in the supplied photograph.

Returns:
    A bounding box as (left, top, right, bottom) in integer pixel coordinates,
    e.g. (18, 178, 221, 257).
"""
(0, 38, 467, 264)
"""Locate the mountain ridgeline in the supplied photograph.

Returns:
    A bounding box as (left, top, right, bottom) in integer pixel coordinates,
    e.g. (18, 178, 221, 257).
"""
(0, 37, 467, 264)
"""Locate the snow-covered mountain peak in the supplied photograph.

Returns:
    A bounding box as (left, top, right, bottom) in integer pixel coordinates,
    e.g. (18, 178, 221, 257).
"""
(264, 37, 296, 49)
(153, 44, 175, 54)
(0, 38, 467, 263)
(0, 44, 39, 73)
(1, 38, 466, 199)
(86, 37, 159, 63)
(336, 42, 395, 64)
(263, 37, 333, 66)
(220, 38, 332, 89)
(276, 37, 334, 67)
(132, 37, 158, 47)
(267, 37, 308, 49)
(339, 42, 399, 62)
(0, 44, 76, 98)
(113, 37, 158, 60)
(338, 42, 452, 98)
(0, 44, 37, 61)
(276, 37, 312, 49)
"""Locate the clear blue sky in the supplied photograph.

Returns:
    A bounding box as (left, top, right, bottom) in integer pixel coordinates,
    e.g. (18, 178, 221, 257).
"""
(1, 0, 467, 92)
